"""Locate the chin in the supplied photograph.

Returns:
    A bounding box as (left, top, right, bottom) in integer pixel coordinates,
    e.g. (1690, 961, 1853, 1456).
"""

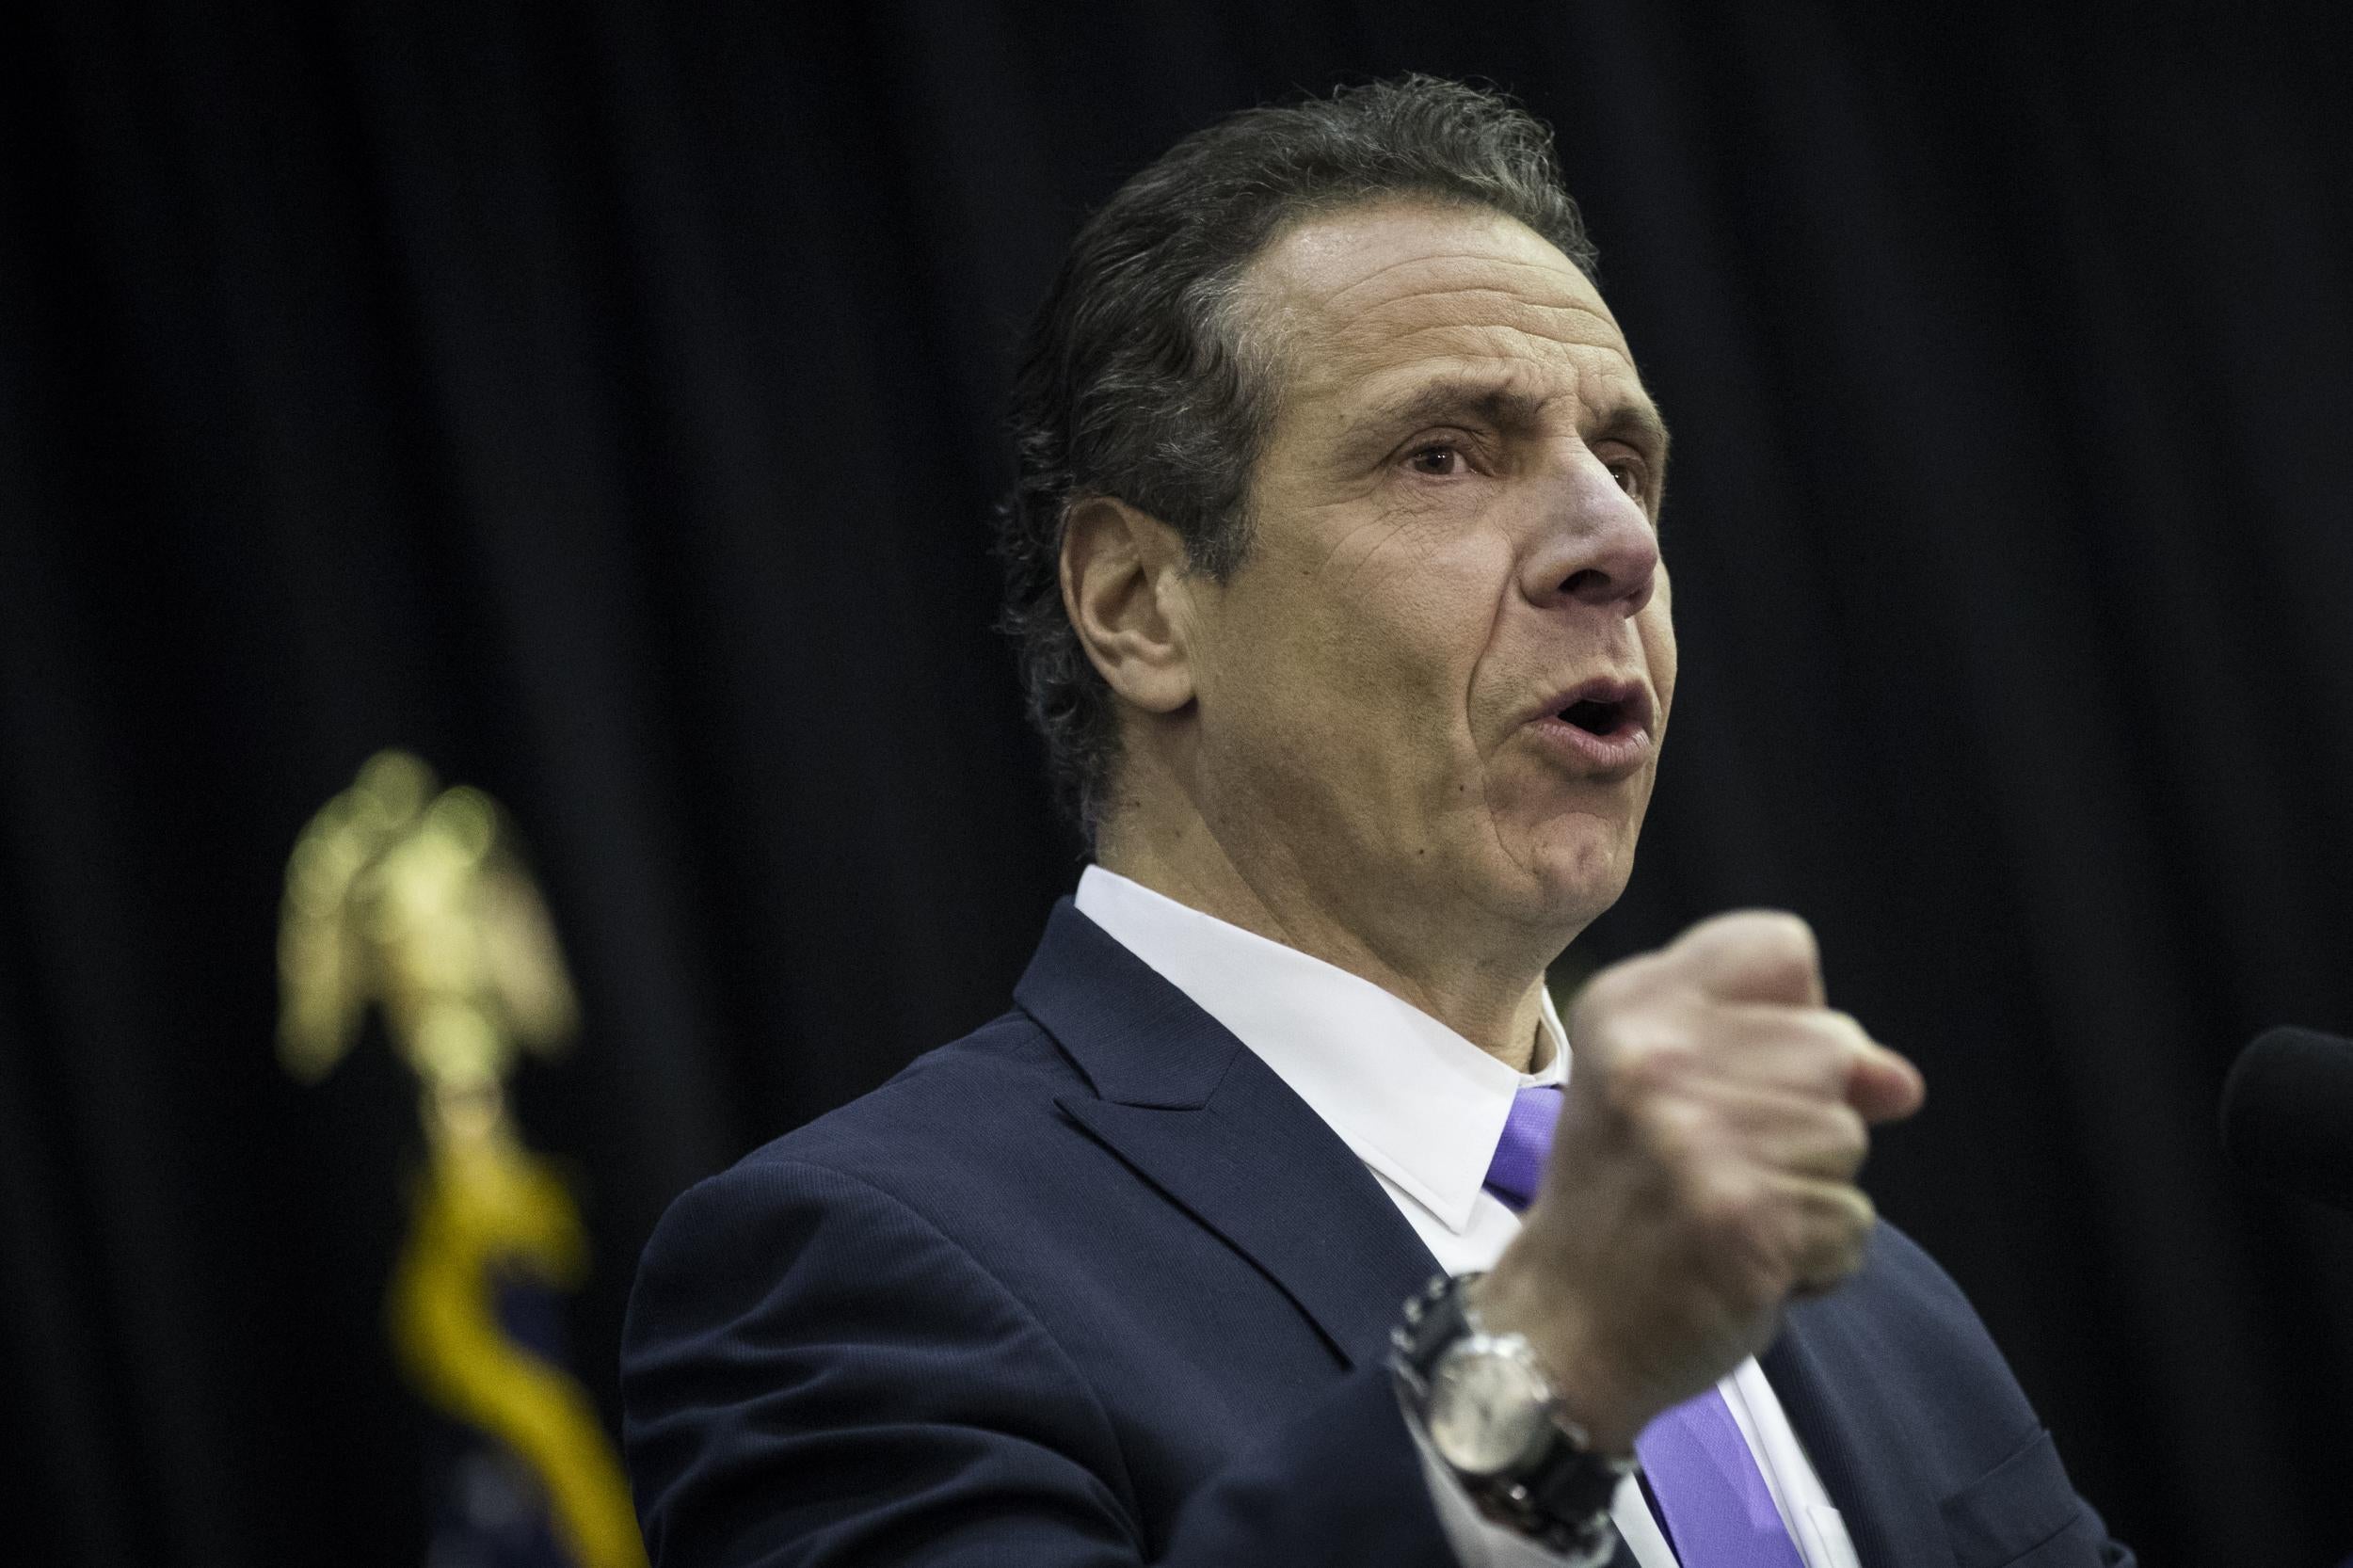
(1506, 817, 1637, 930)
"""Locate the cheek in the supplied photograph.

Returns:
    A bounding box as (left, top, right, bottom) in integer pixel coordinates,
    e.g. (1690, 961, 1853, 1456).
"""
(1641, 592, 1678, 730)
(1268, 522, 1500, 713)
(1210, 551, 1507, 832)
(1343, 561, 1514, 781)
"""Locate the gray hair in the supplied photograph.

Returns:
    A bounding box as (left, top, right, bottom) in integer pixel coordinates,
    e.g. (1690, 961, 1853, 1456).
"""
(995, 74, 1601, 840)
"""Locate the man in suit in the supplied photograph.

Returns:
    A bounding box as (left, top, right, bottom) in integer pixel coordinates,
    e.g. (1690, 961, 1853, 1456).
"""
(620, 76, 2134, 1567)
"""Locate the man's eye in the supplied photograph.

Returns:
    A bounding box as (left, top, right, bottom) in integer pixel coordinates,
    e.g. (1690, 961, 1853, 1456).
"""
(1406, 444, 1465, 476)
(1609, 459, 1647, 501)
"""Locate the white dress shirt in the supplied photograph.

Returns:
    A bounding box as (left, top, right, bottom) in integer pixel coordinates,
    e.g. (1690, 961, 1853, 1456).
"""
(1074, 867, 1863, 1568)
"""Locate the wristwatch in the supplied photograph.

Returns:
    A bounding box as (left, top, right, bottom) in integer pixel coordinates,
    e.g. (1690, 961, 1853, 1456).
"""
(1392, 1271, 1632, 1558)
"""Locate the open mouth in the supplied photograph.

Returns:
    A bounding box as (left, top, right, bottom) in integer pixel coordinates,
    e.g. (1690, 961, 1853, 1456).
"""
(1551, 681, 1645, 738)
(1528, 679, 1653, 771)
(1558, 695, 1634, 736)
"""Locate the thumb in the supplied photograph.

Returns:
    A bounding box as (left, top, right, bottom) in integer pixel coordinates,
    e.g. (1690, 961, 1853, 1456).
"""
(1848, 1043, 1927, 1125)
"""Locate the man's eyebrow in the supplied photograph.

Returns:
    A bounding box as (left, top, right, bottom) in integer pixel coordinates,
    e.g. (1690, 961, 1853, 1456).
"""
(1354, 377, 1554, 436)
(1348, 377, 1673, 461)
(1594, 401, 1673, 465)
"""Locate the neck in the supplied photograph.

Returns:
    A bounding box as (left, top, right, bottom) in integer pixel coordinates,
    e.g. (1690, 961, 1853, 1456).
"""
(1096, 801, 1561, 1075)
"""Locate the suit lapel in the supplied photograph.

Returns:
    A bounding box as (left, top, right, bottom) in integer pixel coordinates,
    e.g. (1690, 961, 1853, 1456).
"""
(1018, 903, 1963, 1561)
(1764, 1264, 1954, 1568)
(1016, 900, 1440, 1368)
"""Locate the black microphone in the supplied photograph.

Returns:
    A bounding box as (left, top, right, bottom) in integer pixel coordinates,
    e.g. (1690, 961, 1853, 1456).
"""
(2221, 1027, 2353, 1212)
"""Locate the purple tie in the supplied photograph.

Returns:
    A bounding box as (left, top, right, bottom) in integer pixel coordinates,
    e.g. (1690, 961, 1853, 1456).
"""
(1484, 1084, 1806, 1568)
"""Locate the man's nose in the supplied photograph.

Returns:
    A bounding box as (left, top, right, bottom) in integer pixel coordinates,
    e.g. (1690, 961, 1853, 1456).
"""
(1522, 453, 1660, 616)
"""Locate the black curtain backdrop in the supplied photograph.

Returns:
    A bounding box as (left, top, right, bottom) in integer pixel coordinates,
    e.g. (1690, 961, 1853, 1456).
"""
(5, 4, 2351, 1563)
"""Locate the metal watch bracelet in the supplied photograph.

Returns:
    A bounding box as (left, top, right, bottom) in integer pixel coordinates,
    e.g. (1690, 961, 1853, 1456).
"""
(1391, 1271, 1630, 1557)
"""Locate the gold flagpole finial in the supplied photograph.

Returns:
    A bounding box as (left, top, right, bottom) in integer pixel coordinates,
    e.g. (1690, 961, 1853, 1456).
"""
(277, 750, 643, 1568)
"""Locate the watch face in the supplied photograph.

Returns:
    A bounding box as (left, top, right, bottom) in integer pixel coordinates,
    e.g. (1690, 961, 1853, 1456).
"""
(1427, 1337, 1551, 1477)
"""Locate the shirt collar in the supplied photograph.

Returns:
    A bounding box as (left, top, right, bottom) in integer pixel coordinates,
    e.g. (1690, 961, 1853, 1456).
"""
(1072, 866, 1568, 1236)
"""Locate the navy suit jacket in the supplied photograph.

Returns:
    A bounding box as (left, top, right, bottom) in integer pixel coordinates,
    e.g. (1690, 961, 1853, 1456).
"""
(622, 900, 2135, 1567)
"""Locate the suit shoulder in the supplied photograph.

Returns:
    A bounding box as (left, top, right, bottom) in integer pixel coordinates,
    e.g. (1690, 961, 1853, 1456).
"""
(768, 1006, 1078, 1163)
(1781, 1217, 2043, 1457)
(655, 1008, 1084, 1237)
(1790, 1217, 2008, 1373)
(1849, 1218, 1989, 1334)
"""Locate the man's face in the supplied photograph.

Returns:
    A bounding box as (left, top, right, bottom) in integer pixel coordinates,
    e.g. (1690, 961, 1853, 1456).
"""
(1179, 199, 1676, 946)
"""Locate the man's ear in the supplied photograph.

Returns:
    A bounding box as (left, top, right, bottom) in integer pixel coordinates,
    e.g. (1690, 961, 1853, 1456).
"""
(1059, 496, 1197, 714)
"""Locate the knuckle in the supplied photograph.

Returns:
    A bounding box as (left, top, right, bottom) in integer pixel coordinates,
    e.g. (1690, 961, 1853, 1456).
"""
(1812, 1185, 1877, 1252)
(1790, 1189, 1875, 1291)
(1818, 1009, 1869, 1050)
(1828, 1012, 1886, 1072)
(1636, 1094, 1711, 1166)
(1576, 952, 1656, 1016)
(1821, 1104, 1869, 1168)
(1615, 1036, 1703, 1101)
(1805, 1240, 1866, 1293)
(1719, 1191, 1801, 1303)
(1686, 1164, 1766, 1245)
(1797, 1012, 1872, 1092)
(1761, 960, 1820, 1004)
(1749, 910, 1819, 970)
(1688, 909, 1823, 1000)
(1565, 976, 1637, 1059)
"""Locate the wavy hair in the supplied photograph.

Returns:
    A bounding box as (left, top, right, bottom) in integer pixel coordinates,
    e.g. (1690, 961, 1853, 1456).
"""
(995, 75, 1599, 840)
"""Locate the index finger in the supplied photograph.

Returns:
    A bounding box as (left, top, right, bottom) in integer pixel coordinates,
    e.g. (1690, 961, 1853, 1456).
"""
(1670, 909, 1827, 1009)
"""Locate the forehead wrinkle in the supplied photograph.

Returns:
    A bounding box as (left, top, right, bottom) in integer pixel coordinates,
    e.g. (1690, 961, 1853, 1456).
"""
(1309, 243, 1605, 313)
(1330, 322, 1635, 388)
(1329, 296, 1628, 366)
(1313, 260, 1618, 330)
(1241, 209, 1645, 456)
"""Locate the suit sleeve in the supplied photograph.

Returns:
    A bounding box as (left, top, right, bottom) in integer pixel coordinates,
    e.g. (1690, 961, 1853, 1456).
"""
(620, 1157, 1461, 1568)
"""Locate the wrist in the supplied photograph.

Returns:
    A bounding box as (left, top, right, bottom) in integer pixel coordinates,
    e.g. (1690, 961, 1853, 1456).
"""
(1468, 1253, 1643, 1457)
(1393, 1272, 1632, 1557)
